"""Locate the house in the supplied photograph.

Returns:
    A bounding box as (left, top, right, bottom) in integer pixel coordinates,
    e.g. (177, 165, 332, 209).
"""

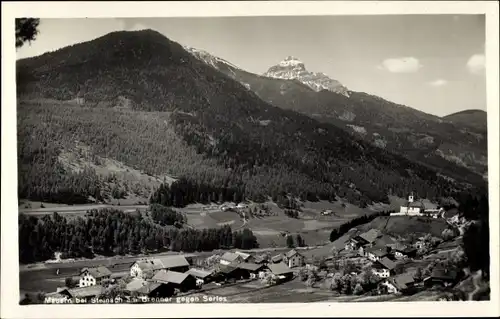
(284, 249, 305, 268)
(125, 278, 174, 298)
(59, 285, 104, 302)
(152, 270, 197, 292)
(365, 246, 389, 262)
(386, 273, 416, 294)
(235, 251, 255, 263)
(237, 262, 267, 279)
(236, 203, 249, 209)
(254, 254, 269, 264)
(373, 235, 397, 247)
(271, 254, 284, 264)
(186, 268, 215, 284)
(130, 256, 190, 279)
(347, 229, 383, 253)
(390, 244, 417, 259)
(321, 210, 333, 216)
(213, 264, 248, 282)
(79, 266, 112, 287)
(219, 252, 244, 266)
(423, 268, 459, 288)
(268, 262, 294, 282)
(371, 257, 397, 278)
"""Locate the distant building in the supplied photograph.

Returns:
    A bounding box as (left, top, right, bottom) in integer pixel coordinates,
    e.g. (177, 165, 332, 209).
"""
(59, 285, 104, 301)
(186, 268, 215, 284)
(152, 270, 197, 292)
(392, 193, 444, 218)
(423, 268, 460, 288)
(235, 251, 255, 263)
(271, 254, 284, 264)
(381, 273, 415, 294)
(130, 256, 190, 279)
(267, 262, 294, 282)
(389, 244, 417, 260)
(345, 229, 383, 252)
(284, 249, 305, 268)
(321, 210, 333, 216)
(366, 246, 390, 262)
(125, 278, 174, 298)
(220, 252, 244, 266)
(371, 257, 397, 278)
(79, 266, 112, 287)
(237, 262, 268, 279)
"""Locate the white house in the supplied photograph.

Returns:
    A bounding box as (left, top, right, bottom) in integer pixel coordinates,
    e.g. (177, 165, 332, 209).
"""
(366, 247, 389, 262)
(79, 266, 112, 287)
(371, 257, 397, 278)
(130, 256, 190, 279)
(284, 249, 305, 268)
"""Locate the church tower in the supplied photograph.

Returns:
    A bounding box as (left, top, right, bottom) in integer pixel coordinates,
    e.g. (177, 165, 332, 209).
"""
(408, 192, 414, 203)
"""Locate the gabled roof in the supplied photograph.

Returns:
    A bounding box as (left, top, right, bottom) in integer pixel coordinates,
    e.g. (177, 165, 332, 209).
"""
(374, 235, 396, 247)
(430, 268, 458, 281)
(237, 262, 266, 272)
(81, 266, 112, 279)
(376, 257, 397, 270)
(218, 264, 239, 275)
(221, 252, 243, 262)
(67, 285, 103, 298)
(235, 251, 252, 260)
(286, 249, 302, 258)
(186, 268, 214, 278)
(268, 262, 293, 275)
(152, 270, 192, 284)
(271, 254, 284, 263)
(136, 282, 163, 295)
(359, 229, 382, 243)
(392, 273, 414, 290)
(156, 255, 190, 269)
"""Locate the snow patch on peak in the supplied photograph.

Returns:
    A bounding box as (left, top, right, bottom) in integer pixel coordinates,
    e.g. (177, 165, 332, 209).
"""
(279, 56, 304, 67)
(183, 45, 240, 71)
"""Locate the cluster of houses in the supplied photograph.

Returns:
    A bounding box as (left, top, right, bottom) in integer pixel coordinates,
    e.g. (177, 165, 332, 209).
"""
(391, 193, 444, 218)
(45, 249, 306, 303)
(344, 227, 460, 294)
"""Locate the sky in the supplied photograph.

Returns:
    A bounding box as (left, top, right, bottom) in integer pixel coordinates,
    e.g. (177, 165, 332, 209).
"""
(16, 15, 486, 117)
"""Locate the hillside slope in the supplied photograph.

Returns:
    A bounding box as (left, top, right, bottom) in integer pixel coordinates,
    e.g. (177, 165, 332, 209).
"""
(185, 48, 488, 180)
(443, 109, 487, 132)
(16, 30, 478, 206)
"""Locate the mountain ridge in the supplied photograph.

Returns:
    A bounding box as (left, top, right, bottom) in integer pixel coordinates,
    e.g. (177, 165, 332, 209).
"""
(16, 29, 483, 208)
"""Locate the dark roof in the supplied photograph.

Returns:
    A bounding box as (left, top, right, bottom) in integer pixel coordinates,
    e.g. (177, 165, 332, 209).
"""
(359, 229, 382, 243)
(392, 273, 414, 290)
(271, 254, 284, 263)
(374, 235, 397, 247)
(403, 201, 425, 209)
(237, 262, 265, 272)
(81, 266, 112, 279)
(136, 282, 163, 295)
(152, 270, 192, 284)
(234, 251, 252, 260)
(268, 262, 293, 275)
(430, 268, 458, 281)
(67, 285, 103, 298)
(388, 243, 408, 252)
(126, 278, 149, 292)
(376, 257, 397, 270)
(218, 264, 239, 275)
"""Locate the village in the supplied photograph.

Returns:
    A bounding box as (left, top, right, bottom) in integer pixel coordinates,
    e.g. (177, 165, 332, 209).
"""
(36, 193, 466, 304)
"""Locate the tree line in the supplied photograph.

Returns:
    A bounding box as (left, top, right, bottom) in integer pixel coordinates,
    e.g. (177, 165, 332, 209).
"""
(329, 210, 393, 242)
(19, 207, 258, 264)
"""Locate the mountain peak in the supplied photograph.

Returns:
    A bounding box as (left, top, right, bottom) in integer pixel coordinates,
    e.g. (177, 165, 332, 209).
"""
(263, 56, 350, 97)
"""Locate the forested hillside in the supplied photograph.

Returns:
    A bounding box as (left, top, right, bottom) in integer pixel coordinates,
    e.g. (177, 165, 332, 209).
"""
(16, 30, 480, 207)
(186, 48, 488, 180)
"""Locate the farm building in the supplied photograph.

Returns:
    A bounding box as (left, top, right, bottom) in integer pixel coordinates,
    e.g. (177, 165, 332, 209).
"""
(345, 229, 383, 252)
(382, 273, 416, 294)
(365, 246, 390, 262)
(271, 254, 284, 263)
(220, 252, 244, 266)
(186, 268, 215, 284)
(235, 251, 255, 263)
(79, 266, 112, 287)
(237, 262, 268, 279)
(321, 210, 333, 216)
(213, 265, 248, 282)
(389, 244, 417, 259)
(130, 256, 190, 279)
(59, 285, 104, 301)
(423, 268, 460, 288)
(254, 254, 269, 264)
(152, 270, 197, 292)
(125, 278, 174, 298)
(371, 257, 397, 278)
(284, 249, 305, 268)
(267, 262, 294, 282)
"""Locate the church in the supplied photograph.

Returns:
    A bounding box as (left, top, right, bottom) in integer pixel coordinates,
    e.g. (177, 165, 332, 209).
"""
(399, 193, 426, 215)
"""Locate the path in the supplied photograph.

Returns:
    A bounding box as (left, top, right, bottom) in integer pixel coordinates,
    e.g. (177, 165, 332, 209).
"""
(19, 204, 148, 215)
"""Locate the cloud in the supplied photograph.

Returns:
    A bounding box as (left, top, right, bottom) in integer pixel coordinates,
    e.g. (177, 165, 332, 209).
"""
(378, 57, 423, 73)
(467, 54, 485, 74)
(428, 79, 448, 87)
